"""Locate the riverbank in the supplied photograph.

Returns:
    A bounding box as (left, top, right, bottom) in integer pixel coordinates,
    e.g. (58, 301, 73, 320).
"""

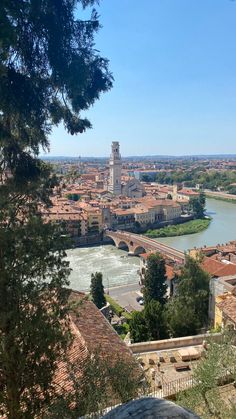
(205, 193, 236, 204)
(144, 218, 211, 238)
(66, 199, 236, 290)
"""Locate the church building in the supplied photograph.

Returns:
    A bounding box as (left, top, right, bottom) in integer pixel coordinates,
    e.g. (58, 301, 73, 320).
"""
(108, 141, 145, 198)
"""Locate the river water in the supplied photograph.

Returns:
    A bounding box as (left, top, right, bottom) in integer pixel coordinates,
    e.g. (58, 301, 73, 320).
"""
(67, 199, 236, 291)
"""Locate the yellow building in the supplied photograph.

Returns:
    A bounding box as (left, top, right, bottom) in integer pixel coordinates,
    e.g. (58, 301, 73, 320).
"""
(87, 209, 103, 234)
(163, 202, 182, 221)
(215, 291, 236, 330)
(133, 207, 155, 226)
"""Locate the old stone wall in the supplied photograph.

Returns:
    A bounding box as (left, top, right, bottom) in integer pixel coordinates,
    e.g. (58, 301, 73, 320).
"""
(129, 333, 221, 354)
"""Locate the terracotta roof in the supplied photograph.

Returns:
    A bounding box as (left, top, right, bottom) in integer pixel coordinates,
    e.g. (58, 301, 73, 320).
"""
(54, 291, 135, 395)
(140, 252, 151, 260)
(136, 198, 180, 208)
(217, 295, 236, 325)
(113, 208, 135, 216)
(166, 265, 175, 281)
(215, 264, 236, 277)
(43, 213, 84, 222)
(68, 291, 134, 360)
(201, 258, 225, 276)
(178, 189, 199, 196)
(202, 258, 236, 278)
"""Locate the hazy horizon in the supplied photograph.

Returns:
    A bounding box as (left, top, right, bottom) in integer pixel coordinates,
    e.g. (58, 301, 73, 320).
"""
(41, 152, 236, 160)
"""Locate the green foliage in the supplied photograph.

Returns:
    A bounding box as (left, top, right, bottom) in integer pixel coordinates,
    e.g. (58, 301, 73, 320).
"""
(105, 294, 123, 316)
(129, 311, 149, 343)
(141, 174, 153, 182)
(0, 210, 71, 418)
(227, 185, 236, 195)
(46, 351, 144, 418)
(130, 253, 168, 343)
(144, 300, 168, 341)
(166, 256, 210, 337)
(209, 324, 222, 334)
(90, 272, 106, 309)
(113, 322, 130, 340)
(0, 1, 112, 416)
(165, 298, 198, 337)
(143, 253, 168, 305)
(189, 192, 206, 219)
(145, 218, 210, 238)
(105, 295, 132, 320)
(0, 0, 112, 185)
(66, 193, 80, 201)
(178, 331, 236, 419)
(155, 168, 236, 191)
(131, 257, 210, 343)
(130, 301, 168, 343)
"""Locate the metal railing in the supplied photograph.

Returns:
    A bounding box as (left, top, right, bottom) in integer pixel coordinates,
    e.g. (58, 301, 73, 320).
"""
(151, 375, 194, 398)
(90, 375, 195, 418)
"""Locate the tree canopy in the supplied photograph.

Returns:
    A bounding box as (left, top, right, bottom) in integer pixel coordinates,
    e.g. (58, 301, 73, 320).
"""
(143, 253, 168, 305)
(0, 1, 113, 417)
(166, 256, 210, 337)
(131, 256, 210, 342)
(178, 331, 236, 418)
(144, 300, 168, 341)
(130, 301, 168, 343)
(129, 311, 149, 343)
(0, 0, 113, 185)
(0, 212, 72, 418)
(189, 192, 206, 219)
(154, 168, 236, 192)
(46, 351, 145, 418)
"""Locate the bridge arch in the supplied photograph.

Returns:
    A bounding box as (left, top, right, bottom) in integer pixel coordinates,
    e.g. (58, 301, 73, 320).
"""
(117, 240, 129, 251)
(106, 235, 119, 248)
(133, 246, 146, 256)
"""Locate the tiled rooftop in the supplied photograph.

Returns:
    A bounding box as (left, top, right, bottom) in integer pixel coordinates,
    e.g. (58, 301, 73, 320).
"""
(54, 291, 136, 395)
(217, 294, 236, 324)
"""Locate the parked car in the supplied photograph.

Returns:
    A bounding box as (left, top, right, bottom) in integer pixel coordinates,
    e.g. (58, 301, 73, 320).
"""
(136, 296, 144, 305)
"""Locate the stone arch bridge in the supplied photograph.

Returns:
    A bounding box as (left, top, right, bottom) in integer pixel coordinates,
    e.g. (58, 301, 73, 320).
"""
(105, 230, 185, 265)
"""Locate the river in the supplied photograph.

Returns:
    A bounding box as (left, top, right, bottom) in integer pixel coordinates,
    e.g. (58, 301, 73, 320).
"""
(67, 198, 236, 291)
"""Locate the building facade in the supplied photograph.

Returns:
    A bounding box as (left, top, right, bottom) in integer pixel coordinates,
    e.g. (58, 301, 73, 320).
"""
(121, 178, 145, 199)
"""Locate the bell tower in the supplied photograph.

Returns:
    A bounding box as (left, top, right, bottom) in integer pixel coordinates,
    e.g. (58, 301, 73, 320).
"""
(108, 141, 122, 195)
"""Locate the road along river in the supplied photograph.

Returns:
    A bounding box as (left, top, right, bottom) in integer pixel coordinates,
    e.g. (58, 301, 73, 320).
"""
(67, 198, 236, 291)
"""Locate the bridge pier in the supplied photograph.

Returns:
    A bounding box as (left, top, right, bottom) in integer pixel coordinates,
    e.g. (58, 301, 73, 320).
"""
(128, 252, 136, 257)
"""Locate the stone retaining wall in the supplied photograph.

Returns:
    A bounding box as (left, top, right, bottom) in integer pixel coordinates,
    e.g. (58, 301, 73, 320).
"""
(129, 333, 221, 354)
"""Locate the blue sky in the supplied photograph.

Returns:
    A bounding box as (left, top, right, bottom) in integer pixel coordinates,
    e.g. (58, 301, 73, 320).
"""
(47, 0, 236, 157)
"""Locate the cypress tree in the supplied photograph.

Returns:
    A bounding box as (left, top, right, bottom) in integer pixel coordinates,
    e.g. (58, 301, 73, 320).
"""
(90, 272, 106, 309)
(143, 253, 168, 305)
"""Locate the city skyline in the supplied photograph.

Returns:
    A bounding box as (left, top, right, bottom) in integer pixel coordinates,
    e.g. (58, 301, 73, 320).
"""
(42, 152, 236, 159)
(47, 0, 236, 157)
